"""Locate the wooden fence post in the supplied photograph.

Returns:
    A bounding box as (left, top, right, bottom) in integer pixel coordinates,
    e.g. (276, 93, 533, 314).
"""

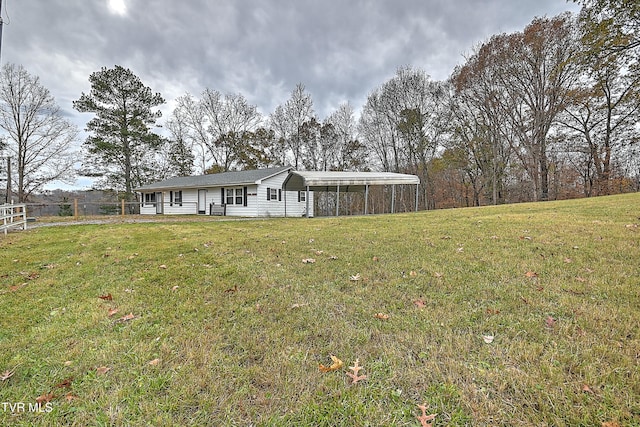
(74, 198, 79, 219)
(121, 199, 125, 217)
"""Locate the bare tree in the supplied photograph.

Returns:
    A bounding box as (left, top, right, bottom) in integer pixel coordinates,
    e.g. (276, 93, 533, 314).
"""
(172, 90, 262, 172)
(0, 64, 78, 201)
(269, 83, 315, 169)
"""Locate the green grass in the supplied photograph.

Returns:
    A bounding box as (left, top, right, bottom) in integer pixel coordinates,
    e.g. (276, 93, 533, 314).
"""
(1, 194, 639, 426)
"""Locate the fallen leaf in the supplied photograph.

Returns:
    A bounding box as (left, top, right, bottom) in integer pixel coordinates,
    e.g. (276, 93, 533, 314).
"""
(1, 369, 15, 381)
(107, 308, 119, 317)
(349, 273, 361, 281)
(413, 299, 426, 308)
(433, 272, 443, 278)
(315, 250, 324, 255)
(302, 258, 316, 264)
(36, 393, 55, 404)
(118, 313, 136, 322)
(486, 308, 500, 315)
(224, 285, 238, 293)
(319, 355, 343, 373)
(171, 285, 179, 291)
(456, 247, 464, 253)
(329, 255, 338, 260)
(575, 277, 587, 282)
(409, 271, 418, 277)
(54, 377, 73, 389)
(346, 359, 367, 384)
(372, 256, 379, 262)
(96, 366, 111, 375)
(564, 258, 573, 263)
(159, 264, 167, 269)
(525, 271, 538, 278)
(582, 384, 594, 394)
(374, 313, 390, 320)
(290, 303, 309, 309)
(545, 315, 556, 329)
(98, 293, 113, 301)
(602, 422, 621, 427)
(64, 361, 72, 366)
(482, 335, 494, 344)
(64, 392, 78, 402)
(148, 358, 161, 366)
(416, 404, 438, 427)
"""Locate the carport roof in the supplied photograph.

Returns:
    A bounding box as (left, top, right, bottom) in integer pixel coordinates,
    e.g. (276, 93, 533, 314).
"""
(282, 170, 420, 192)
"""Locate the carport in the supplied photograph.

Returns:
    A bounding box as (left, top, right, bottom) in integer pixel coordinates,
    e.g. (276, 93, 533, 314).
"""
(282, 171, 420, 217)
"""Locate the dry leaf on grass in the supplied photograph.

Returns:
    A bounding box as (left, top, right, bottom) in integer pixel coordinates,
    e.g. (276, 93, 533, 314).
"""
(349, 273, 361, 281)
(302, 258, 316, 264)
(416, 404, 437, 427)
(54, 377, 73, 389)
(64, 392, 78, 402)
(346, 359, 367, 384)
(171, 285, 179, 291)
(36, 393, 55, 404)
(98, 293, 113, 301)
(224, 285, 238, 293)
(96, 366, 111, 375)
(525, 271, 538, 278)
(159, 264, 167, 269)
(545, 315, 556, 329)
(374, 313, 390, 320)
(148, 358, 161, 366)
(319, 355, 343, 373)
(482, 335, 495, 344)
(107, 308, 119, 317)
(118, 313, 137, 322)
(413, 299, 426, 308)
(1, 369, 15, 381)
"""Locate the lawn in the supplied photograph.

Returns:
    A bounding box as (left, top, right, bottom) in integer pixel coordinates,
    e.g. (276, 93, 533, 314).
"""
(1, 194, 639, 426)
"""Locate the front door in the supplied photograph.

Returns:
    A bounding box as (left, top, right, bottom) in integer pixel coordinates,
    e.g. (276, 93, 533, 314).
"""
(155, 192, 163, 214)
(198, 189, 207, 214)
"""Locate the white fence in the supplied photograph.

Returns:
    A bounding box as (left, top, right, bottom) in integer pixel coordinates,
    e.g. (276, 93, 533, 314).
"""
(1, 204, 27, 235)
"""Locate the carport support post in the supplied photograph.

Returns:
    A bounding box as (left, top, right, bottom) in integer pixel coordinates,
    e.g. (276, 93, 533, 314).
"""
(364, 184, 369, 215)
(305, 185, 310, 218)
(415, 184, 419, 212)
(391, 185, 396, 214)
(336, 184, 340, 216)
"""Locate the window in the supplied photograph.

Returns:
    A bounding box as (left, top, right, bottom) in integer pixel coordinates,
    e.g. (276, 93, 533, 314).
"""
(226, 188, 235, 205)
(173, 190, 182, 206)
(235, 188, 243, 205)
(144, 193, 156, 206)
(299, 191, 306, 202)
(269, 188, 278, 201)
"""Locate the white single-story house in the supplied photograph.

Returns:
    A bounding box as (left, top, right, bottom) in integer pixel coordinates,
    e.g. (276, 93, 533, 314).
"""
(136, 167, 421, 217)
(136, 166, 313, 217)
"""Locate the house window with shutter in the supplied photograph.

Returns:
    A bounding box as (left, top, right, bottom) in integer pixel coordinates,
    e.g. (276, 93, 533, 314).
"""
(226, 189, 235, 205)
(173, 190, 182, 206)
(144, 193, 156, 206)
(235, 188, 243, 205)
(268, 188, 278, 201)
(299, 191, 306, 202)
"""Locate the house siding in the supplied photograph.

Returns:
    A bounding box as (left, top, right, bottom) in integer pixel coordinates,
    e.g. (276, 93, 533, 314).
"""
(138, 169, 312, 217)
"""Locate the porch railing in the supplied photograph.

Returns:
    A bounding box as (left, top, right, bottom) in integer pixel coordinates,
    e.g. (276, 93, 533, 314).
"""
(1, 203, 27, 235)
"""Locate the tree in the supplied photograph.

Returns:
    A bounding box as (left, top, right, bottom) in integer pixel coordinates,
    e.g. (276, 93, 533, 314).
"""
(73, 65, 165, 199)
(574, 0, 640, 55)
(269, 83, 315, 169)
(0, 64, 78, 202)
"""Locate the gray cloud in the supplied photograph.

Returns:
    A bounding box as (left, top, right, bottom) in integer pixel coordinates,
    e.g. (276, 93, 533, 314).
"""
(3, 0, 580, 125)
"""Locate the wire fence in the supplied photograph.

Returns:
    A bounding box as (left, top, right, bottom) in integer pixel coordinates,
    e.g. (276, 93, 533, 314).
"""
(25, 201, 141, 218)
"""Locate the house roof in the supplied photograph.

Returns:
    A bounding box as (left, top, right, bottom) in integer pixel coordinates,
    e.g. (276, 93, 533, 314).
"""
(135, 166, 292, 191)
(282, 170, 420, 192)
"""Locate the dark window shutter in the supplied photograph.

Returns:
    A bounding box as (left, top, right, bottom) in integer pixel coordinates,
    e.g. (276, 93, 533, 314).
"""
(266, 187, 271, 201)
(278, 189, 282, 201)
(243, 186, 248, 206)
(169, 191, 173, 206)
(297, 191, 301, 202)
(221, 188, 225, 204)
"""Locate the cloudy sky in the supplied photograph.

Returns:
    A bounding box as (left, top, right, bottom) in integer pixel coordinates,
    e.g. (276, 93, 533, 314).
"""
(2, 0, 580, 187)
